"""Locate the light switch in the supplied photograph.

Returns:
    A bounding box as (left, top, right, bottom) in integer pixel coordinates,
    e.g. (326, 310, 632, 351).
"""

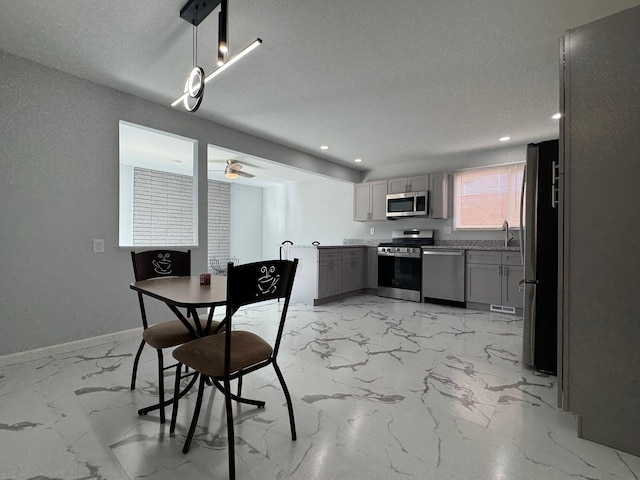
(443, 227, 452, 235)
(93, 239, 105, 253)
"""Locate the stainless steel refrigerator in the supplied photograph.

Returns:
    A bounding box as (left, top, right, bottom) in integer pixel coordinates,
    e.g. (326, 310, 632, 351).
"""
(557, 5, 640, 456)
(520, 140, 559, 375)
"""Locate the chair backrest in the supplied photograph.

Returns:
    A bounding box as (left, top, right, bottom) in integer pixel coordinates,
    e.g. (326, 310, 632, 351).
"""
(131, 250, 191, 281)
(225, 259, 298, 356)
(131, 250, 191, 330)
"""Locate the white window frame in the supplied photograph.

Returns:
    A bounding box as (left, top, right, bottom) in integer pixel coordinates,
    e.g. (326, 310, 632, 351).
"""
(118, 121, 198, 247)
(453, 162, 525, 230)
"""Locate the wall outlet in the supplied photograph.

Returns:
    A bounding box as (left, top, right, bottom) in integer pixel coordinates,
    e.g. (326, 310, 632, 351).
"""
(370, 228, 375, 235)
(93, 239, 105, 253)
(443, 227, 452, 235)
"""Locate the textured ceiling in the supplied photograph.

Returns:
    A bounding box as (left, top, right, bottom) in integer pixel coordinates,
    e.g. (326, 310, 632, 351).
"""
(1, 0, 639, 177)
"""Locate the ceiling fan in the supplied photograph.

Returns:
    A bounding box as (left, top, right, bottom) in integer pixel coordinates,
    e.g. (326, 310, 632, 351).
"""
(211, 159, 255, 179)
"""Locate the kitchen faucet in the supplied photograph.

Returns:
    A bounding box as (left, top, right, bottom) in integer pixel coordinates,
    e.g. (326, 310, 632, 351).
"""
(502, 220, 509, 247)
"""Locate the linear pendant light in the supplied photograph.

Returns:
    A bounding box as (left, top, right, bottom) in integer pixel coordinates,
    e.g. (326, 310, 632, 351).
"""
(172, 0, 261, 111)
(171, 38, 262, 107)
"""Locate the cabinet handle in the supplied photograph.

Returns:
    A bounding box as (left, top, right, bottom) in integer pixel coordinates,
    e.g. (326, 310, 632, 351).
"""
(498, 265, 502, 276)
(422, 250, 464, 256)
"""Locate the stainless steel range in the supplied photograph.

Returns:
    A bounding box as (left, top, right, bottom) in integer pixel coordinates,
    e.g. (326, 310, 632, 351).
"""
(377, 229, 434, 302)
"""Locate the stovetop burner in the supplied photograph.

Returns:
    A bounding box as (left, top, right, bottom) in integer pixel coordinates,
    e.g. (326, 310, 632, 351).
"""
(377, 229, 434, 258)
(378, 228, 434, 247)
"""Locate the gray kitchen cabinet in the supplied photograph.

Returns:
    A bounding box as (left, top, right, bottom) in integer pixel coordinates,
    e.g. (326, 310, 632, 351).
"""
(387, 175, 429, 194)
(318, 260, 342, 298)
(342, 248, 364, 292)
(466, 261, 502, 304)
(429, 172, 448, 219)
(353, 180, 387, 221)
(501, 251, 523, 308)
(466, 250, 523, 310)
(366, 247, 378, 291)
(289, 246, 366, 305)
(317, 248, 343, 299)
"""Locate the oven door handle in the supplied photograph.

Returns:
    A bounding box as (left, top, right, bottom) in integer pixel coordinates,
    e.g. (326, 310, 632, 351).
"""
(422, 250, 464, 256)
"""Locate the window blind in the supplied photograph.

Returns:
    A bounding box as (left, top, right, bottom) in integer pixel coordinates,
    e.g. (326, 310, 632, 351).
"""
(133, 168, 194, 246)
(453, 163, 525, 229)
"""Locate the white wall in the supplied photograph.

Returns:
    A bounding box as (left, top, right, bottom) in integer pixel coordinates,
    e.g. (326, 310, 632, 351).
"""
(262, 144, 534, 248)
(230, 183, 263, 263)
(262, 178, 362, 255)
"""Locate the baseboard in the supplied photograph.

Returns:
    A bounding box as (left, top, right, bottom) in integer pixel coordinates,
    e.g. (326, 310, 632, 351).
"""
(0, 328, 142, 368)
(313, 289, 367, 306)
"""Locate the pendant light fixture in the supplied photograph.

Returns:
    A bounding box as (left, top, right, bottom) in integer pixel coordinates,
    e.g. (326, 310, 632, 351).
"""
(217, 0, 228, 67)
(172, 0, 262, 111)
(183, 18, 204, 112)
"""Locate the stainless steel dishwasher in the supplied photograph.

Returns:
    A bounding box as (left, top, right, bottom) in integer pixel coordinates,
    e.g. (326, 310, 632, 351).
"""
(421, 249, 465, 304)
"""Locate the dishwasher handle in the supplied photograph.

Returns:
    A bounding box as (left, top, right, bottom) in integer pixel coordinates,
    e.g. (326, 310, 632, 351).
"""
(422, 250, 464, 256)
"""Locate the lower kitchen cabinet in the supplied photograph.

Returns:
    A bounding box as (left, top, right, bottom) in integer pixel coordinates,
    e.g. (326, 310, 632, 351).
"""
(342, 249, 364, 292)
(289, 246, 365, 305)
(318, 259, 342, 298)
(465, 250, 523, 311)
(502, 262, 523, 308)
(366, 247, 378, 291)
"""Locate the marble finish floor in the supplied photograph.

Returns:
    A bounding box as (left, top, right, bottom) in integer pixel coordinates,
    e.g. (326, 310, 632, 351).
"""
(1, 295, 639, 479)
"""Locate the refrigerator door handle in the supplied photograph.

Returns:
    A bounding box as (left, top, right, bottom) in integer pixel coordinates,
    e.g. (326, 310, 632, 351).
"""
(552, 161, 560, 208)
(519, 163, 527, 265)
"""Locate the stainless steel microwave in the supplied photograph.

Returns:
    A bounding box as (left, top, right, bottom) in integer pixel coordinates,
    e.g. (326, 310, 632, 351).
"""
(386, 191, 429, 218)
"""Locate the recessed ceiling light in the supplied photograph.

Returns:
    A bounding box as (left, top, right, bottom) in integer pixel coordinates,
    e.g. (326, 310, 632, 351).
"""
(320, 145, 330, 150)
(552, 113, 562, 120)
(354, 158, 363, 163)
(499, 136, 511, 142)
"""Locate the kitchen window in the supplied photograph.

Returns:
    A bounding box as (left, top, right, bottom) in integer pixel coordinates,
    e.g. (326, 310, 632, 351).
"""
(453, 163, 524, 230)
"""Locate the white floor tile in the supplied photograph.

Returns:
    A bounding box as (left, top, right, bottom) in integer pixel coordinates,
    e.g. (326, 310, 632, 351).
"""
(1, 295, 638, 479)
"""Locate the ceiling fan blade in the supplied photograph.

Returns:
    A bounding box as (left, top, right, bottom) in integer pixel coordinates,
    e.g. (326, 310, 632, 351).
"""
(237, 170, 255, 178)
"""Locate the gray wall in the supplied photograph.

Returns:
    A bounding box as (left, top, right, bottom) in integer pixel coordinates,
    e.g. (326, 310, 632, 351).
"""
(562, 6, 640, 456)
(0, 51, 357, 356)
(0, 49, 546, 357)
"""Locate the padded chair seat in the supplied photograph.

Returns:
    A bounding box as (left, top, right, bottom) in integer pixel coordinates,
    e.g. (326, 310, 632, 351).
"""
(173, 331, 273, 377)
(143, 318, 220, 349)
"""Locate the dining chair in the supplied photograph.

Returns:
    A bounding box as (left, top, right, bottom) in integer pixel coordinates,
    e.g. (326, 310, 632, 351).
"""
(170, 258, 299, 480)
(130, 249, 220, 424)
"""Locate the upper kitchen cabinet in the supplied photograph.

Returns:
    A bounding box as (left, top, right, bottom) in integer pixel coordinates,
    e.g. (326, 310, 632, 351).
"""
(353, 180, 387, 221)
(429, 172, 448, 219)
(387, 175, 429, 194)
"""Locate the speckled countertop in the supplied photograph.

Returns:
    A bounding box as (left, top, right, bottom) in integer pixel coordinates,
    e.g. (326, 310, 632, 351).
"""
(341, 239, 521, 251)
(290, 241, 520, 251)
